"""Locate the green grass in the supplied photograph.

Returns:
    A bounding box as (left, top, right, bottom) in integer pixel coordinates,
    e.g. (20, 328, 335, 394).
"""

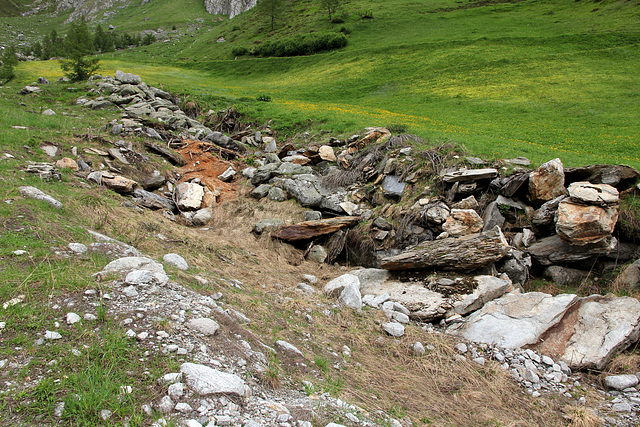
(4, 0, 640, 167)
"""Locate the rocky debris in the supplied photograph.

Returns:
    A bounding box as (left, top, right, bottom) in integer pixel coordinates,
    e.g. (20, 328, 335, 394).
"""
(100, 256, 169, 285)
(528, 234, 617, 266)
(451, 275, 513, 316)
(24, 162, 62, 181)
(380, 226, 509, 271)
(144, 141, 187, 166)
(19, 186, 62, 208)
(18, 85, 42, 94)
(204, 0, 257, 19)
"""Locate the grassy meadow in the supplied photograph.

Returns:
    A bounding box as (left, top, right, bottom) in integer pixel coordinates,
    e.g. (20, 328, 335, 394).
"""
(5, 0, 640, 167)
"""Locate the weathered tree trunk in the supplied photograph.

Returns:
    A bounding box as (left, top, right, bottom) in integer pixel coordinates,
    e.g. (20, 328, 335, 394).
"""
(272, 217, 360, 241)
(380, 226, 509, 271)
(144, 141, 187, 166)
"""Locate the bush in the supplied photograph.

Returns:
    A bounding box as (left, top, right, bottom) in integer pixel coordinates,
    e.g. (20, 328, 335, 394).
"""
(252, 33, 348, 57)
(232, 46, 249, 56)
(360, 10, 374, 19)
(257, 94, 272, 102)
(331, 17, 345, 24)
(339, 26, 352, 35)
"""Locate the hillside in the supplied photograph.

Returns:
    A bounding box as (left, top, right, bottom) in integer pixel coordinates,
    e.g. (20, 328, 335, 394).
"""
(6, 0, 636, 167)
(2, 1, 640, 426)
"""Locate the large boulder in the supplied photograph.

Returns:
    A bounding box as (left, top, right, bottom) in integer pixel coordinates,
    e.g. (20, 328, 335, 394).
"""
(447, 292, 578, 349)
(528, 158, 568, 204)
(534, 295, 640, 369)
(527, 234, 617, 266)
(175, 182, 204, 211)
(555, 200, 618, 245)
(114, 70, 142, 85)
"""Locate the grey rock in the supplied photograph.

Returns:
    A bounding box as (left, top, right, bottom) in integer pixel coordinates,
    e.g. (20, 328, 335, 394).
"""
(163, 253, 188, 270)
(482, 201, 505, 232)
(276, 340, 304, 357)
(157, 396, 174, 414)
(339, 282, 362, 309)
(125, 270, 155, 285)
(528, 234, 617, 266)
(175, 182, 204, 211)
(133, 188, 175, 211)
(42, 108, 56, 116)
(543, 266, 589, 286)
(19, 186, 62, 209)
(306, 245, 328, 263)
(448, 292, 577, 349)
(251, 184, 272, 199)
(382, 322, 405, 337)
(188, 318, 220, 336)
(451, 275, 512, 316)
(382, 175, 405, 199)
(324, 274, 360, 298)
(373, 217, 393, 230)
(604, 375, 639, 391)
(253, 219, 284, 234)
(45, 331, 62, 340)
(167, 382, 184, 400)
(303, 211, 322, 221)
(180, 363, 246, 396)
(66, 312, 81, 325)
(115, 70, 142, 85)
(267, 187, 286, 202)
(122, 285, 139, 297)
(192, 208, 213, 226)
(412, 342, 426, 355)
(68, 243, 87, 254)
(101, 257, 169, 285)
(441, 168, 498, 183)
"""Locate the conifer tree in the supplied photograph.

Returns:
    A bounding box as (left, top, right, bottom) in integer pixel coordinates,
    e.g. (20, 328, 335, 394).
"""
(60, 20, 99, 82)
(0, 46, 18, 84)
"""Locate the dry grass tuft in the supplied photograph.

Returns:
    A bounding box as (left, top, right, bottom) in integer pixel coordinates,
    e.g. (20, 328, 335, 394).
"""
(603, 352, 640, 375)
(563, 405, 602, 427)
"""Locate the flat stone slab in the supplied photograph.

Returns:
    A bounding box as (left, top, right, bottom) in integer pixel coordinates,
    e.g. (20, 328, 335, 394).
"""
(447, 292, 578, 349)
(535, 295, 640, 369)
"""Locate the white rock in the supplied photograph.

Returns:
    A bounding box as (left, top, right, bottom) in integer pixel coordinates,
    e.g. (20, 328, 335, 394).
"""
(174, 402, 193, 413)
(412, 342, 426, 355)
(187, 318, 220, 336)
(156, 396, 174, 414)
(382, 322, 405, 337)
(122, 285, 139, 298)
(101, 257, 169, 285)
(338, 282, 362, 309)
(19, 186, 62, 209)
(163, 253, 189, 270)
(448, 292, 577, 349)
(125, 270, 155, 285)
(604, 375, 639, 391)
(180, 363, 246, 396)
(451, 275, 512, 316)
(324, 274, 360, 298)
(45, 331, 62, 340)
(68, 243, 87, 254)
(276, 340, 304, 357)
(168, 382, 184, 399)
(100, 409, 112, 420)
(66, 312, 81, 325)
(184, 421, 202, 427)
(159, 373, 182, 385)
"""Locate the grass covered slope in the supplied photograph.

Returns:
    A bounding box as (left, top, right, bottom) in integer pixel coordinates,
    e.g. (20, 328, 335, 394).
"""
(7, 0, 640, 167)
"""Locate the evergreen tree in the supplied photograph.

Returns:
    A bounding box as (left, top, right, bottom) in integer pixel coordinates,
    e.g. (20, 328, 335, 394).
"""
(60, 20, 99, 82)
(0, 46, 18, 84)
(260, 0, 285, 31)
(321, 0, 344, 20)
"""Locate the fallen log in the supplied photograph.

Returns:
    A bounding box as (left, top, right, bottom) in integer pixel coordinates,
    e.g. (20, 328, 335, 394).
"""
(272, 217, 360, 242)
(144, 141, 187, 166)
(380, 226, 509, 271)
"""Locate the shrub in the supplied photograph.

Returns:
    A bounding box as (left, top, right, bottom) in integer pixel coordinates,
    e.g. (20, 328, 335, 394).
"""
(232, 46, 249, 56)
(360, 10, 374, 19)
(257, 94, 272, 102)
(339, 26, 352, 35)
(331, 17, 345, 24)
(252, 33, 347, 58)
